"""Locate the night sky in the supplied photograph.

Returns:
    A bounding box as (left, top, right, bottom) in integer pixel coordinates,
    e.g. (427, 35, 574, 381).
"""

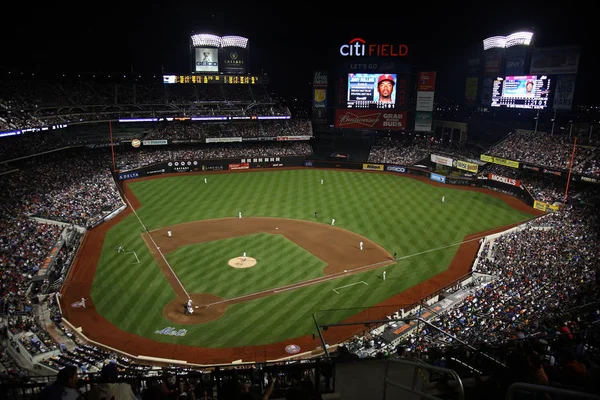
(1, 2, 595, 103)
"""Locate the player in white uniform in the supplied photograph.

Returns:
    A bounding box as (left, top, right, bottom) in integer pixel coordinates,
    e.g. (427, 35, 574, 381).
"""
(442, 196, 445, 203)
(382, 271, 386, 281)
(187, 299, 192, 308)
(167, 230, 172, 237)
(204, 178, 207, 183)
(239, 211, 242, 218)
(331, 218, 335, 226)
(243, 251, 247, 262)
(321, 179, 323, 185)
(81, 297, 86, 308)
(359, 241, 363, 251)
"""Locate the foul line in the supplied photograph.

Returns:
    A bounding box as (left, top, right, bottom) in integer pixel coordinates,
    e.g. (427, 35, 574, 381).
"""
(121, 193, 190, 300)
(206, 231, 493, 308)
(333, 281, 368, 294)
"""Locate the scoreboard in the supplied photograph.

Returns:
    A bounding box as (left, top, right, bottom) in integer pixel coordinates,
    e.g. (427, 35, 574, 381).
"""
(163, 74, 264, 85)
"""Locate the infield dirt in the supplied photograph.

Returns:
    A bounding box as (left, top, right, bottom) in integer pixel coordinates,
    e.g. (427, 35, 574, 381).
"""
(60, 167, 543, 365)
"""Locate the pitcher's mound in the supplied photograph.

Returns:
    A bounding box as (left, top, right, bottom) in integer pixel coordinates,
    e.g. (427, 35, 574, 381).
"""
(228, 257, 257, 268)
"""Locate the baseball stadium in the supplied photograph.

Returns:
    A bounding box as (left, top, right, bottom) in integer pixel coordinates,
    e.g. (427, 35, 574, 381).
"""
(1, 30, 599, 400)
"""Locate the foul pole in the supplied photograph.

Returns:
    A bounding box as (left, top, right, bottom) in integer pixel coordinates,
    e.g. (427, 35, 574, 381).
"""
(563, 136, 577, 204)
(109, 121, 116, 172)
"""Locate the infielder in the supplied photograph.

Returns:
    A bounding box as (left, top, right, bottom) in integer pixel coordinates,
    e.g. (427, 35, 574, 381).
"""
(243, 251, 247, 262)
(442, 196, 445, 203)
(239, 211, 242, 219)
(81, 297, 86, 308)
(382, 271, 386, 281)
(359, 241, 363, 251)
(118, 246, 124, 253)
(167, 230, 172, 237)
(331, 218, 335, 226)
(204, 178, 207, 184)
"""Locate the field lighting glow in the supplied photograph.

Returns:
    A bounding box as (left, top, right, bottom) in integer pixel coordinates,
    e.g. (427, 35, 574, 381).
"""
(483, 32, 533, 50)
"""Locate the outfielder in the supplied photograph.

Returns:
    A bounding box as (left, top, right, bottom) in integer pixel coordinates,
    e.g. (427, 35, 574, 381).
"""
(320, 179, 323, 185)
(167, 230, 172, 237)
(239, 211, 242, 219)
(359, 241, 363, 251)
(442, 196, 445, 203)
(382, 271, 386, 281)
(331, 218, 335, 226)
(204, 178, 207, 184)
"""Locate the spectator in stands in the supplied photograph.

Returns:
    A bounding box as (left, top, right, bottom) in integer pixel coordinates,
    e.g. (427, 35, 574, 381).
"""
(38, 365, 84, 400)
(86, 362, 139, 400)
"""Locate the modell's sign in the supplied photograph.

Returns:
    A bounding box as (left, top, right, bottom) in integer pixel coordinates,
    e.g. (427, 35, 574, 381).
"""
(340, 38, 408, 57)
(489, 173, 520, 187)
(335, 109, 406, 130)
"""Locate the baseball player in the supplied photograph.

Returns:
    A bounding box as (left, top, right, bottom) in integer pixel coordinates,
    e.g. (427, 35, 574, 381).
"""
(187, 305, 194, 315)
(359, 241, 363, 251)
(118, 246, 124, 253)
(331, 218, 335, 226)
(314, 211, 318, 219)
(382, 271, 386, 281)
(239, 211, 242, 219)
(187, 299, 192, 308)
(442, 196, 445, 203)
(204, 177, 207, 184)
(167, 230, 172, 237)
(393, 251, 397, 260)
(81, 297, 86, 308)
(321, 179, 323, 185)
(243, 251, 246, 262)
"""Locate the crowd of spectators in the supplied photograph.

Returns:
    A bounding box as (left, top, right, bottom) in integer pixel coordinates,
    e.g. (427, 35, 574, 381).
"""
(487, 131, 600, 176)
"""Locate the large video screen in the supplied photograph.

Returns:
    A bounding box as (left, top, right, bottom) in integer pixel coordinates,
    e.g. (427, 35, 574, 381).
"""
(491, 75, 551, 109)
(194, 48, 219, 73)
(347, 73, 398, 109)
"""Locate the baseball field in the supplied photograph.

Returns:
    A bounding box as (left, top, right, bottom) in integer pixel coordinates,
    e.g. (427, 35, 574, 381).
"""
(61, 168, 541, 363)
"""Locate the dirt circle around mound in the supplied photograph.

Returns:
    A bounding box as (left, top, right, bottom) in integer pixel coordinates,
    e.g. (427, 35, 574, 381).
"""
(228, 257, 257, 269)
(163, 293, 228, 325)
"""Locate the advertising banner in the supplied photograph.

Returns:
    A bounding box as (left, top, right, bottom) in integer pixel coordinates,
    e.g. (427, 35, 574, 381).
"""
(543, 168, 563, 177)
(530, 46, 580, 75)
(483, 51, 503, 76)
(194, 48, 219, 73)
(453, 159, 479, 173)
(201, 164, 224, 171)
(117, 171, 141, 180)
(416, 91, 435, 112)
(219, 48, 247, 74)
(504, 47, 528, 76)
(205, 137, 242, 143)
(363, 163, 384, 171)
(553, 75, 576, 111)
(575, 175, 600, 184)
(466, 57, 480, 76)
(276, 135, 312, 141)
(334, 109, 407, 130)
(228, 163, 250, 170)
(313, 87, 327, 108)
(480, 154, 520, 168)
(417, 72, 436, 91)
(142, 140, 168, 146)
(385, 165, 406, 173)
(430, 173, 446, 183)
(533, 200, 548, 211)
(465, 77, 478, 105)
(488, 173, 520, 187)
(414, 111, 433, 132)
(430, 154, 453, 167)
(313, 71, 328, 87)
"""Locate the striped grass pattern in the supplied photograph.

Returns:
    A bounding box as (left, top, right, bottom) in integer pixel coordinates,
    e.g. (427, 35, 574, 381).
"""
(91, 170, 535, 347)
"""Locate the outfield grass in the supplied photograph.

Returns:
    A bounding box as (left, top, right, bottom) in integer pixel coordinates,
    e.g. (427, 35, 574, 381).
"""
(91, 169, 535, 347)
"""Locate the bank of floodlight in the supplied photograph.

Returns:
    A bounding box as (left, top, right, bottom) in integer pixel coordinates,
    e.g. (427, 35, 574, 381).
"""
(221, 36, 249, 49)
(191, 34, 222, 48)
(483, 31, 533, 50)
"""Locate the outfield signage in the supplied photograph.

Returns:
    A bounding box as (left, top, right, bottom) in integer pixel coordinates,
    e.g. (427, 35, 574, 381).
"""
(430, 154, 453, 167)
(480, 154, 520, 168)
(335, 110, 407, 130)
(430, 173, 446, 183)
(229, 163, 250, 170)
(453, 159, 479, 173)
(117, 171, 140, 180)
(488, 173, 520, 187)
(363, 163, 384, 171)
(276, 135, 312, 141)
(206, 137, 242, 143)
(142, 139, 168, 146)
(386, 165, 406, 173)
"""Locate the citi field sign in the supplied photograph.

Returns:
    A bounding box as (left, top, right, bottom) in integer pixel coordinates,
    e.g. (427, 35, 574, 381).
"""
(340, 38, 408, 57)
